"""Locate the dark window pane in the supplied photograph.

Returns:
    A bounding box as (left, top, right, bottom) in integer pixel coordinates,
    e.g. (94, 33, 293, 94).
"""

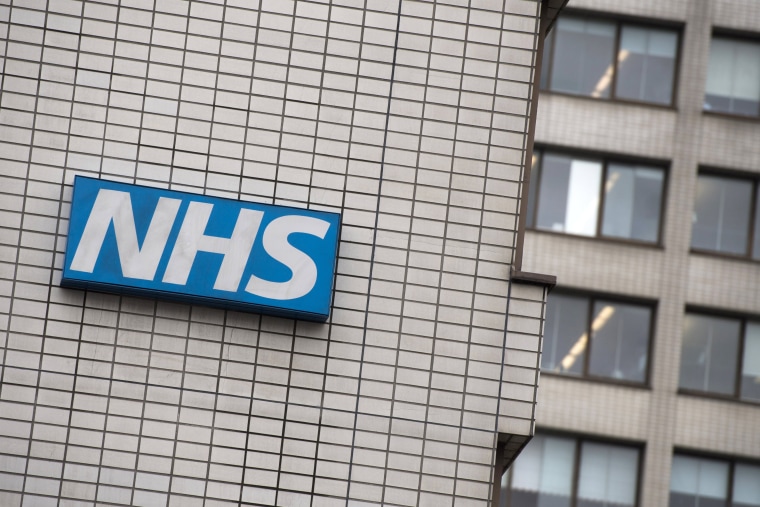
(588, 300, 651, 382)
(691, 175, 752, 255)
(741, 323, 760, 402)
(535, 154, 602, 236)
(602, 164, 664, 242)
(616, 26, 678, 104)
(550, 17, 616, 97)
(705, 38, 760, 116)
(679, 314, 740, 395)
(670, 455, 729, 507)
(542, 294, 590, 376)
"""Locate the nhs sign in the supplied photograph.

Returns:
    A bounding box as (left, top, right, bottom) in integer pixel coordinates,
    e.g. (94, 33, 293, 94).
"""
(62, 177, 340, 321)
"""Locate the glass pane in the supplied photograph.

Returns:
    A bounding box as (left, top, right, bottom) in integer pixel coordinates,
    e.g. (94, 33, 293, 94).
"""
(705, 38, 760, 116)
(670, 455, 729, 507)
(588, 300, 651, 382)
(542, 294, 590, 376)
(577, 442, 638, 507)
(526, 152, 541, 228)
(550, 17, 616, 97)
(508, 435, 575, 507)
(734, 463, 760, 507)
(535, 154, 602, 236)
(732, 42, 760, 116)
(679, 314, 741, 395)
(741, 323, 760, 401)
(602, 164, 664, 242)
(691, 175, 752, 255)
(616, 26, 677, 104)
(753, 196, 760, 259)
(706, 38, 735, 109)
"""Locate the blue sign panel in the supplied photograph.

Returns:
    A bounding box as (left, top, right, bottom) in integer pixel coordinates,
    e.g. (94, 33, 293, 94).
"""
(62, 176, 340, 321)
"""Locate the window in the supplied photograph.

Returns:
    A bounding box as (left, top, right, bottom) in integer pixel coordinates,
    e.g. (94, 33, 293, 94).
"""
(670, 454, 760, 507)
(528, 151, 665, 243)
(704, 37, 760, 117)
(502, 434, 641, 507)
(691, 173, 760, 258)
(679, 312, 760, 402)
(541, 293, 653, 383)
(541, 14, 679, 105)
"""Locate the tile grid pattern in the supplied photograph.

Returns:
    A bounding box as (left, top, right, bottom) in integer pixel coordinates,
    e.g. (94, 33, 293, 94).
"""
(0, 0, 547, 506)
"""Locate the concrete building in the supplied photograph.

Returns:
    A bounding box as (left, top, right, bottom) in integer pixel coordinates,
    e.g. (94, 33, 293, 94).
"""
(0, 1, 562, 506)
(502, 0, 760, 506)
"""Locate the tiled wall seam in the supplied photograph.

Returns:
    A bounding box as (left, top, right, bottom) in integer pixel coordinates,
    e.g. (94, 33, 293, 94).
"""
(0, 1, 548, 506)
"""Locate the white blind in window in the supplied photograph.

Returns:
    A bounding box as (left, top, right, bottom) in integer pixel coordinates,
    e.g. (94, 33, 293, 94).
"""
(620, 26, 676, 57)
(706, 39, 735, 98)
(743, 323, 760, 377)
(734, 464, 760, 506)
(565, 160, 601, 236)
(560, 17, 615, 38)
(734, 41, 760, 102)
(578, 442, 638, 505)
(510, 436, 575, 496)
(706, 38, 760, 101)
(670, 455, 729, 499)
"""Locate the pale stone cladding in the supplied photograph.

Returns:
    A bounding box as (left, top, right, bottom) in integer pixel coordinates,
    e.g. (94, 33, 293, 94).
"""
(0, 0, 554, 506)
(525, 0, 760, 506)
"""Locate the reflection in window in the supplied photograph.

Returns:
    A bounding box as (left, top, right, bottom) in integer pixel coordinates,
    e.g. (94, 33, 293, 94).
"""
(542, 293, 652, 383)
(616, 26, 679, 104)
(679, 312, 760, 402)
(670, 455, 760, 507)
(691, 175, 753, 256)
(602, 164, 664, 242)
(542, 15, 679, 106)
(503, 435, 640, 507)
(549, 18, 616, 98)
(705, 37, 760, 117)
(529, 150, 665, 243)
(679, 314, 740, 396)
(542, 294, 589, 376)
(588, 300, 651, 382)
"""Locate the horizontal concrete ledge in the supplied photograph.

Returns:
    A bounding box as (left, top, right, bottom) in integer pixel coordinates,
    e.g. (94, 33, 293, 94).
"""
(511, 268, 557, 290)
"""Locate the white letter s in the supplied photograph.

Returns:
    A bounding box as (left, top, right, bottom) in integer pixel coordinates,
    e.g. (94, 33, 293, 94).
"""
(245, 216, 330, 300)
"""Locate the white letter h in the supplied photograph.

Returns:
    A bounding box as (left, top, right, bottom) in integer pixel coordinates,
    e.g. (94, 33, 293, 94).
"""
(162, 202, 263, 292)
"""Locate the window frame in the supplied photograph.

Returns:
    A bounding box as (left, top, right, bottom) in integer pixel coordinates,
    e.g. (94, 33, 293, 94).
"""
(703, 30, 760, 120)
(690, 169, 760, 261)
(528, 147, 669, 246)
(541, 10, 682, 108)
(501, 432, 645, 507)
(541, 290, 657, 387)
(670, 451, 760, 507)
(679, 308, 760, 405)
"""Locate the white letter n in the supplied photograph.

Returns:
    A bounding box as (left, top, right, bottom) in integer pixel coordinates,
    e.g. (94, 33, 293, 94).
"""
(162, 202, 263, 292)
(69, 189, 181, 280)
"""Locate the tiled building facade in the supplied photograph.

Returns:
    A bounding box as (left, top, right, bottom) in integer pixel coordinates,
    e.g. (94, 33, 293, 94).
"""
(505, 0, 760, 506)
(0, 0, 559, 506)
